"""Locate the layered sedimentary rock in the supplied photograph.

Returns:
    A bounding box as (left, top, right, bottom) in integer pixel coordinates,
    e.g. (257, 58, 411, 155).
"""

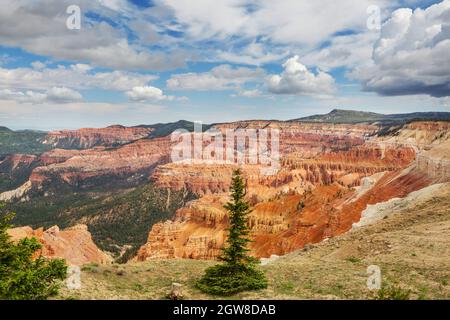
(0, 154, 39, 195)
(28, 137, 172, 190)
(416, 141, 450, 180)
(136, 121, 450, 261)
(0, 154, 38, 170)
(0, 154, 39, 182)
(214, 121, 378, 137)
(7, 224, 111, 265)
(43, 125, 153, 149)
(152, 142, 416, 197)
(152, 122, 384, 196)
(137, 166, 437, 261)
(377, 121, 450, 147)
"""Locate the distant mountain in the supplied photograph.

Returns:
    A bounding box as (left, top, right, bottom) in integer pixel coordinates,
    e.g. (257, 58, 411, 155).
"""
(0, 126, 13, 132)
(383, 111, 450, 122)
(136, 120, 213, 139)
(2, 111, 450, 155)
(293, 109, 450, 124)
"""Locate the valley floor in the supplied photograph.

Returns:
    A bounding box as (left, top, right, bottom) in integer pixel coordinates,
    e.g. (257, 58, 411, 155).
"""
(59, 188, 450, 300)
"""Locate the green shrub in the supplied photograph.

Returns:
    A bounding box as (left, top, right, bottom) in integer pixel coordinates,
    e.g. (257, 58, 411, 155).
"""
(375, 285, 411, 300)
(345, 256, 361, 264)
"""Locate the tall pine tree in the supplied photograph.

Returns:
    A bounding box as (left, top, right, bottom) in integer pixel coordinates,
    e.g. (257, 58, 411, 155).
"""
(220, 169, 256, 266)
(196, 169, 267, 296)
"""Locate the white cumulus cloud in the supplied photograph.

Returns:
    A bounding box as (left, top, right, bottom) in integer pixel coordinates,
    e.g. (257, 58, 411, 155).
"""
(126, 86, 187, 102)
(267, 56, 336, 96)
(350, 0, 450, 97)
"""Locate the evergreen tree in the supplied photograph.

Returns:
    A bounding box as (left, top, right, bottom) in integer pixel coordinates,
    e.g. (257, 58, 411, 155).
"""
(219, 169, 256, 266)
(0, 204, 67, 300)
(196, 169, 267, 296)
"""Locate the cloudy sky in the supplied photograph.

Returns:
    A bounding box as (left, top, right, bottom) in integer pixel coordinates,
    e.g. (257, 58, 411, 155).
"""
(0, 0, 449, 130)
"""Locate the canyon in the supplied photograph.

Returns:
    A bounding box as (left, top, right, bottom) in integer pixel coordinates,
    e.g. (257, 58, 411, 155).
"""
(1, 112, 449, 265)
(136, 121, 450, 261)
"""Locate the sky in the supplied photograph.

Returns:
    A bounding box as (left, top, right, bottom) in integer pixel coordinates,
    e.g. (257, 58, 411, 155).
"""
(0, 0, 449, 130)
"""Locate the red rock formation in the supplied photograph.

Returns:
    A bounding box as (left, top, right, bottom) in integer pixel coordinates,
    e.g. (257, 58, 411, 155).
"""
(0, 154, 38, 170)
(136, 121, 450, 261)
(7, 224, 111, 266)
(6, 122, 380, 197)
(43, 125, 153, 149)
(137, 166, 437, 261)
(29, 137, 172, 188)
(151, 143, 416, 196)
(0, 154, 39, 182)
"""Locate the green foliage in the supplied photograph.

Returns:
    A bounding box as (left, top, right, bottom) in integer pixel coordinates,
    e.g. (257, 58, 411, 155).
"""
(374, 285, 411, 300)
(295, 109, 450, 125)
(219, 169, 256, 266)
(145, 120, 213, 139)
(115, 246, 139, 264)
(0, 206, 67, 300)
(196, 169, 267, 296)
(0, 128, 50, 155)
(295, 109, 385, 124)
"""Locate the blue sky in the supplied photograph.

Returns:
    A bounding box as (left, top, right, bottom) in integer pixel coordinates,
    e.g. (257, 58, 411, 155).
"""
(0, 0, 449, 130)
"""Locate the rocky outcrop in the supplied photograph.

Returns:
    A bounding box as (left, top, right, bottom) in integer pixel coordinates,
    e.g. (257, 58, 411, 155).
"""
(0, 180, 32, 202)
(151, 122, 393, 196)
(7, 224, 111, 266)
(377, 121, 450, 148)
(0, 154, 39, 193)
(1, 136, 173, 201)
(213, 121, 378, 137)
(0, 154, 38, 171)
(43, 125, 153, 149)
(416, 141, 450, 180)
